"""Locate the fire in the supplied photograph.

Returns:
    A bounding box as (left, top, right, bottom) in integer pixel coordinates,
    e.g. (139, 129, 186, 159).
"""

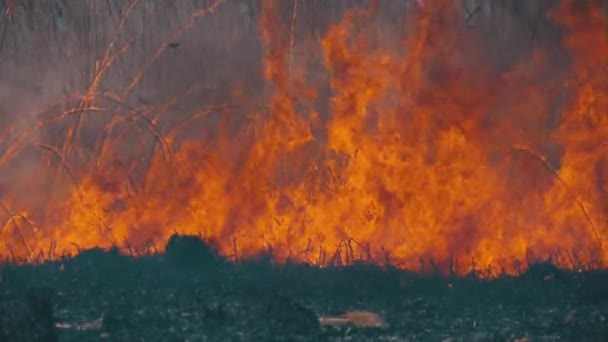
(1, 0, 607, 276)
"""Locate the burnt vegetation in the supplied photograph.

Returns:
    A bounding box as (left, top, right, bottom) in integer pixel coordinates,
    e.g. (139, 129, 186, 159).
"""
(1, 0, 608, 340)
(0, 235, 608, 341)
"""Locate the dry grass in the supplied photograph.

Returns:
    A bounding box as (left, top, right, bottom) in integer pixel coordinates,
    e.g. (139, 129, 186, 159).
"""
(0, 0, 595, 269)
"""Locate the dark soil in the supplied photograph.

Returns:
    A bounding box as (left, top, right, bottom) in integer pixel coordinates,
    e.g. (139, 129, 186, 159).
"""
(1, 235, 607, 341)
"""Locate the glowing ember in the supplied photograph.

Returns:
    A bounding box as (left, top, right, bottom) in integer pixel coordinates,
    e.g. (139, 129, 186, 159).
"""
(0, 0, 607, 276)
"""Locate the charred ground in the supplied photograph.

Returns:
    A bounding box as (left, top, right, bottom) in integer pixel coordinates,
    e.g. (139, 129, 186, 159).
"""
(1, 2, 608, 340)
(1, 235, 608, 342)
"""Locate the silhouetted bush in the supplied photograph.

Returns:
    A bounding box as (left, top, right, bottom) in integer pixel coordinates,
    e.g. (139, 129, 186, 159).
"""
(164, 233, 223, 269)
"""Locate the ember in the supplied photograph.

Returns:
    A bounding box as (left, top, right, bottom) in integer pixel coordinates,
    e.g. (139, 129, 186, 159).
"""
(0, 0, 607, 277)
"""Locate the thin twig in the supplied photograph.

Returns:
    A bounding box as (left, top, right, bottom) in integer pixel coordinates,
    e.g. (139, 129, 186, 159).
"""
(464, 0, 483, 23)
(70, 242, 81, 255)
(123, 0, 227, 96)
(0, 201, 32, 262)
(65, 0, 142, 158)
(288, 0, 298, 74)
(36, 144, 78, 185)
(513, 145, 604, 251)
(65, 36, 139, 158)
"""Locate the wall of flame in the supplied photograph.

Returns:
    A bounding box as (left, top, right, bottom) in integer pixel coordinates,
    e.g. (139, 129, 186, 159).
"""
(0, 0, 607, 276)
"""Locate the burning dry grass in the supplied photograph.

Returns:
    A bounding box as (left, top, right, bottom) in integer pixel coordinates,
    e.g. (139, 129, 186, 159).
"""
(0, 0, 608, 276)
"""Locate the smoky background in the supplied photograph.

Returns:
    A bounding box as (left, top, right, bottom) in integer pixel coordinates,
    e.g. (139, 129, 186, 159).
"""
(0, 0, 603, 241)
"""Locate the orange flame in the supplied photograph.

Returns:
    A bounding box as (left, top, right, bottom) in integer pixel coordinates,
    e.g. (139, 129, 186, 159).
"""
(1, 0, 607, 276)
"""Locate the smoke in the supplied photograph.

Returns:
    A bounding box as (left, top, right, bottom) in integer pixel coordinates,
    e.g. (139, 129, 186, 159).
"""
(0, 0, 407, 206)
(0, 0, 606, 271)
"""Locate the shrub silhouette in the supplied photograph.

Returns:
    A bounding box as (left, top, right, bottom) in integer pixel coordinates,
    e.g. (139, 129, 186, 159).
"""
(164, 233, 223, 269)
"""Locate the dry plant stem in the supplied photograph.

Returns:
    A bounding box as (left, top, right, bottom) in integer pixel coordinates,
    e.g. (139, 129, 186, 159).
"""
(97, 93, 174, 161)
(348, 237, 374, 263)
(70, 242, 81, 255)
(64, 0, 141, 158)
(35, 144, 79, 186)
(0, 105, 106, 173)
(232, 237, 239, 261)
(123, 0, 227, 97)
(465, 0, 483, 23)
(46, 106, 107, 124)
(6, 245, 16, 263)
(0, 92, 86, 136)
(167, 104, 235, 136)
(3, 0, 15, 18)
(298, 238, 313, 261)
(124, 237, 134, 256)
(0, 106, 106, 169)
(49, 241, 56, 260)
(288, 0, 298, 74)
(95, 117, 121, 168)
(0, 201, 32, 262)
(65, 37, 139, 159)
(513, 145, 604, 251)
(0, 103, 104, 168)
(59, 92, 173, 171)
(0, 107, 107, 183)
